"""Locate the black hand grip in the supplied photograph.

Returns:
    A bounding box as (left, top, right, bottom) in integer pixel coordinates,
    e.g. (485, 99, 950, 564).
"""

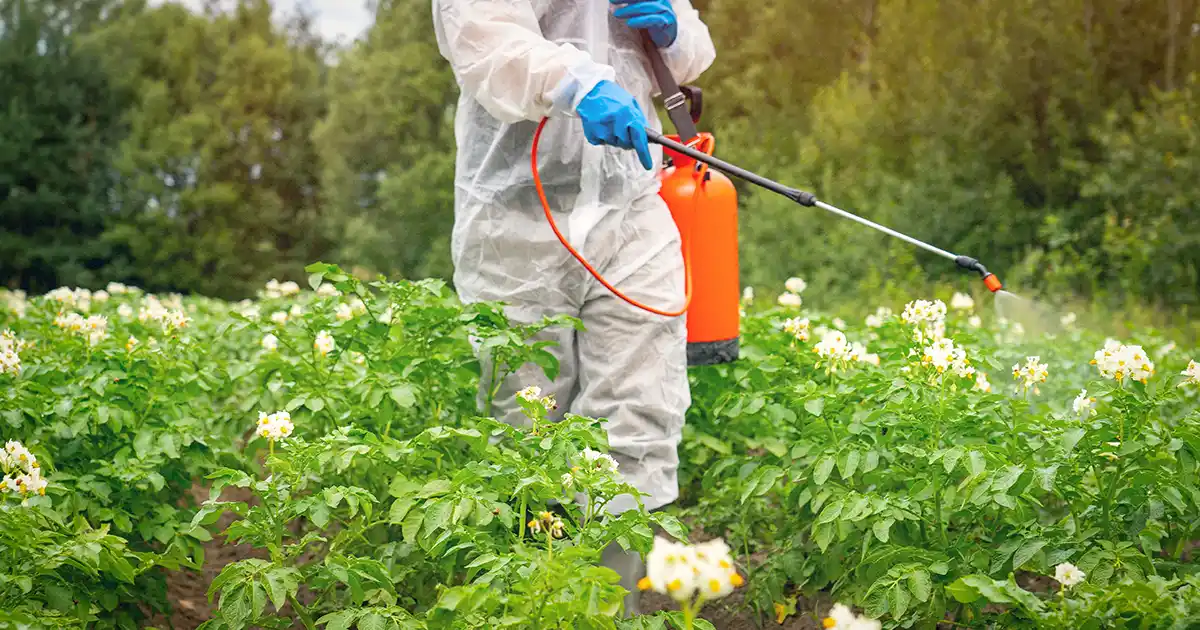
(680, 85, 702, 124)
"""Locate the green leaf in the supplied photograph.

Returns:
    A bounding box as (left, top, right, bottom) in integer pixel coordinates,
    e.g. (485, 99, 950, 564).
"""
(863, 584, 890, 618)
(804, 398, 825, 417)
(813, 522, 835, 552)
(890, 582, 911, 618)
(1062, 427, 1085, 453)
(967, 450, 986, 475)
(1012, 539, 1046, 571)
(452, 496, 474, 524)
(816, 497, 844, 524)
(318, 610, 356, 630)
(838, 450, 861, 480)
(813, 456, 835, 486)
(872, 518, 893, 543)
(908, 569, 933, 603)
(401, 509, 423, 544)
(943, 447, 964, 474)
(308, 272, 325, 291)
(650, 512, 689, 542)
(390, 384, 416, 408)
(45, 584, 73, 612)
(992, 465, 1025, 493)
(388, 498, 415, 525)
(946, 578, 981, 604)
(264, 567, 299, 612)
(358, 612, 386, 630)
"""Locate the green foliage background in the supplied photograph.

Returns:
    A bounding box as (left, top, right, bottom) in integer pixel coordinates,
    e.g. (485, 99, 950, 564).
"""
(1, 0, 1197, 319)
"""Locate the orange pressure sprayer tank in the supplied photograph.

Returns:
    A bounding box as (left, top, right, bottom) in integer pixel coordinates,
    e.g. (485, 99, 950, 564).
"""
(659, 133, 740, 366)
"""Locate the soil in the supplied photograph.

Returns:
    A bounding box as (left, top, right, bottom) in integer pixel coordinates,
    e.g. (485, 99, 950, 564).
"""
(149, 484, 266, 630)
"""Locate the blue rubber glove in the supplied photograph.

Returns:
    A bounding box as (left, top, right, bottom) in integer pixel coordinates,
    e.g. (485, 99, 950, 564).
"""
(611, 0, 677, 48)
(576, 80, 653, 170)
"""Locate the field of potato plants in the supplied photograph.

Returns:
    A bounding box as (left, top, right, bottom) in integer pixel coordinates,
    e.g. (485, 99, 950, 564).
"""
(3, 262, 1200, 630)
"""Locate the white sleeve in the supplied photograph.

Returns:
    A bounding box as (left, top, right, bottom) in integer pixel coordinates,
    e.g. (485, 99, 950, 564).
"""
(658, 0, 716, 84)
(433, 0, 616, 123)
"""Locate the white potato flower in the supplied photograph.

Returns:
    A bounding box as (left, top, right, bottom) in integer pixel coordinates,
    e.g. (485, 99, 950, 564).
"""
(255, 410, 294, 441)
(950, 292, 975, 312)
(1091, 340, 1154, 384)
(117, 303, 134, 319)
(126, 336, 138, 352)
(814, 330, 849, 361)
(777, 292, 802, 308)
(264, 279, 282, 299)
(638, 536, 743, 604)
(0, 440, 47, 500)
(1073, 389, 1097, 417)
(316, 283, 339, 297)
(1054, 562, 1085, 588)
(784, 277, 807, 294)
(782, 317, 810, 342)
(0, 349, 19, 377)
(314, 330, 335, 356)
(261, 333, 278, 351)
(865, 306, 893, 329)
(741, 286, 754, 304)
(1182, 360, 1200, 386)
(974, 371, 992, 393)
(1012, 356, 1049, 393)
(580, 448, 619, 474)
(1061, 312, 1077, 327)
(335, 303, 354, 321)
(270, 311, 288, 325)
(823, 603, 881, 630)
(517, 385, 543, 403)
(901, 299, 947, 327)
(279, 281, 300, 296)
(968, 315, 982, 329)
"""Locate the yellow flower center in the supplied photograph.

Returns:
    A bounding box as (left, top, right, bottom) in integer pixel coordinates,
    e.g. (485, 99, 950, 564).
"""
(637, 577, 652, 591)
(667, 579, 683, 592)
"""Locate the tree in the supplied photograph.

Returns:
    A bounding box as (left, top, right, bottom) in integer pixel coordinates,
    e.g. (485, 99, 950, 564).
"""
(0, 0, 130, 292)
(88, 0, 330, 299)
(313, 0, 459, 283)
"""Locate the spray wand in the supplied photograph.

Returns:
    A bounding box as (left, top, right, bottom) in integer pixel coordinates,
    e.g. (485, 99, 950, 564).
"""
(645, 129, 1004, 294)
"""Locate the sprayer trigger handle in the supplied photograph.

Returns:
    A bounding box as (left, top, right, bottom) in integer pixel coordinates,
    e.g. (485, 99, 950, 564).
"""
(680, 85, 702, 123)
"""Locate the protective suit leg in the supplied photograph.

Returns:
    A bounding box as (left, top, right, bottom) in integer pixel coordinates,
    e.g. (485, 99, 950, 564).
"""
(475, 303, 578, 435)
(571, 192, 690, 516)
(602, 540, 647, 618)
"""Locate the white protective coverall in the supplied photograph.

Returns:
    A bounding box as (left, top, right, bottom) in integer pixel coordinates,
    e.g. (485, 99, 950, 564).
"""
(432, 0, 714, 511)
(431, 0, 715, 615)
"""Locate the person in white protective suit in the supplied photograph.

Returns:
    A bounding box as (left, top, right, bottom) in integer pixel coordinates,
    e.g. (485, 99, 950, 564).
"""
(432, 0, 715, 616)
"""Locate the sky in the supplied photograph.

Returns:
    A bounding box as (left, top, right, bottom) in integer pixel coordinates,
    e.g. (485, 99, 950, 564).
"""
(154, 0, 375, 43)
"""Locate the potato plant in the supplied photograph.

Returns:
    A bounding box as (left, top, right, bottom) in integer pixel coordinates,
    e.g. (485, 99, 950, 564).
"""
(2, 267, 1199, 629)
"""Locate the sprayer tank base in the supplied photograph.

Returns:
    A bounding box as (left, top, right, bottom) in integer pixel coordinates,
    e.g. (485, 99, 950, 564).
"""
(686, 338, 739, 366)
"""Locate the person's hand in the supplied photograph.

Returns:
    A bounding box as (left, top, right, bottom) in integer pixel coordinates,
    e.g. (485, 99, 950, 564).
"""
(610, 0, 677, 48)
(575, 80, 653, 170)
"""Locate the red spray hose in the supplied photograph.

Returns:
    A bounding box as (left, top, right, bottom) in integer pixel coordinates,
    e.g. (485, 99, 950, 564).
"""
(532, 116, 708, 317)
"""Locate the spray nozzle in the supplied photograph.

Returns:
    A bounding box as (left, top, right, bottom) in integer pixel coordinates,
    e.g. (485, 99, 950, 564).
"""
(955, 256, 1003, 293)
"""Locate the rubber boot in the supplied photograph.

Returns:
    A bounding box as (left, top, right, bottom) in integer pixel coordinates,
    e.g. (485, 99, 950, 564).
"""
(601, 541, 646, 618)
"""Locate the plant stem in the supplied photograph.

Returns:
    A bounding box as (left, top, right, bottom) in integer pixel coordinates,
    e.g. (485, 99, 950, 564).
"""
(288, 593, 316, 630)
(519, 492, 528, 540)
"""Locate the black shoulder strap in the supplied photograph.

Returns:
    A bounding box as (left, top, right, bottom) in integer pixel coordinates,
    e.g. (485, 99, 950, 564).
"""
(640, 31, 700, 144)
